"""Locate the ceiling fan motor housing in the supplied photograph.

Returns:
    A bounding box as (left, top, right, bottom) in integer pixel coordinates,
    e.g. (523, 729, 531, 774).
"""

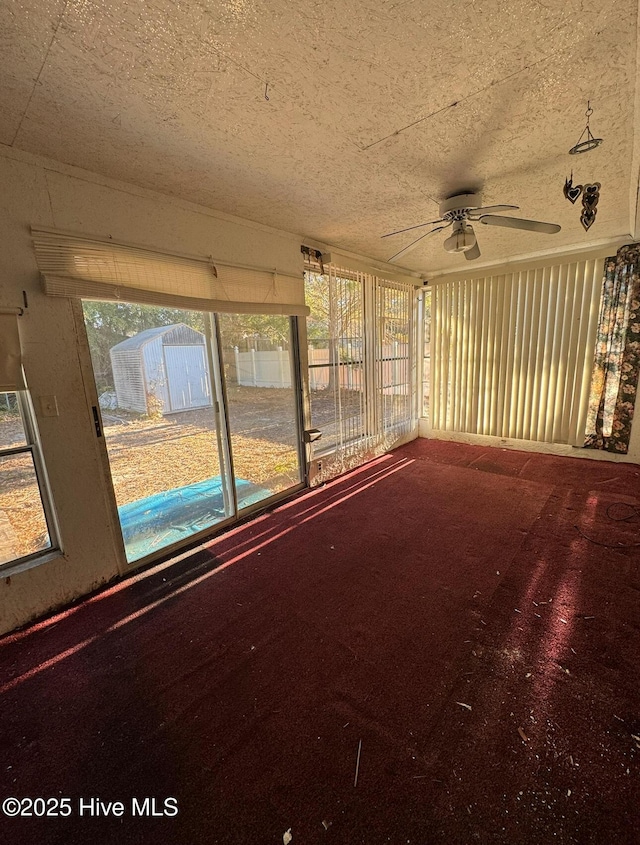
(438, 193, 482, 219)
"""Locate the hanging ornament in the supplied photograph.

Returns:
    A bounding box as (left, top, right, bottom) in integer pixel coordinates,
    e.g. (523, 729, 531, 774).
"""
(580, 183, 601, 230)
(569, 101, 603, 155)
(563, 172, 583, 204)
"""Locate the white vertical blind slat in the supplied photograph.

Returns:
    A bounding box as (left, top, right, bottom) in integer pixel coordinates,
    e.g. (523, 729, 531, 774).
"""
(450, 283, 459, 431)
(478, 277, 490, 432)
(440, 281, 450, 431)
(469, 279, 481, 432)
(488, 276, 501, 435)
(562, 262, 587, 441)
(539, 264, 560, 442)
(448, 283, 458, 432)
(513, 271, 530, 440)
(556, 263, 580, 441)
(501, 275, 517, 438)
(569, 259, 603, 445)
(431, 284, 441, 428)
(456, 281, 466, 432)
(532, 266, 552, 442)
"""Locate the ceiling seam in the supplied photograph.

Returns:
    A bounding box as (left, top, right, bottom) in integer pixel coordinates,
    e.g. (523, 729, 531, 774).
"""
(38, 161, 302, 239)
(11, 0, 71, 148)
(359, 47, 567, 152)
(43, 170, 56, 228)
(204, 43, 266, 87)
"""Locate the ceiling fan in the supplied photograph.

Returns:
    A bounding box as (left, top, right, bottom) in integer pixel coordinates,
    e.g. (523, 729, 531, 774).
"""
(383, 193, 561, 263)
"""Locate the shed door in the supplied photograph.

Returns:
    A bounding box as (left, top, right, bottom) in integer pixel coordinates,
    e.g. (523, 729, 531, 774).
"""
(164, 345, 211, 411)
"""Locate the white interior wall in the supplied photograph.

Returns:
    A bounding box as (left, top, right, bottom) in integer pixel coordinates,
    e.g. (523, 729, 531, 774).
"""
(0, 144, 303, 635)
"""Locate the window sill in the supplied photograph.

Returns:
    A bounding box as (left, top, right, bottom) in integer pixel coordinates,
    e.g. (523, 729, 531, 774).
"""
(0, 547, 63, 579)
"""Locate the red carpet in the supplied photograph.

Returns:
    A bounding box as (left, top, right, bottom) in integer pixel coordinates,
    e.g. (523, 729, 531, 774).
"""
(1, 439, 639, 844)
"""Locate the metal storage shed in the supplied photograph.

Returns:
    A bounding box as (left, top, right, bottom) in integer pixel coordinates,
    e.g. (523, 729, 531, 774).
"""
(110, 324, 212, 415)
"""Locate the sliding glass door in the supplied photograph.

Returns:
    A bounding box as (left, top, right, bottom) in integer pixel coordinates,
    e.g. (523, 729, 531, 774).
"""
(217, 314, 303, 510)
(82, 302, 303, 564)
(82, 302, 229, 562)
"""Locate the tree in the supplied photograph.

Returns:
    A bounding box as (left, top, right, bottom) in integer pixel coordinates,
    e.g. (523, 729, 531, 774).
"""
(82, 302, 206, 392)
(217, 313, 291, 350)
(305, 271, 363, 392)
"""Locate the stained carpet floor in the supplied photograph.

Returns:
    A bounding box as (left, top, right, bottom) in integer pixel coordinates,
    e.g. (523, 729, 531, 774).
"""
(1, 439, 639, 844)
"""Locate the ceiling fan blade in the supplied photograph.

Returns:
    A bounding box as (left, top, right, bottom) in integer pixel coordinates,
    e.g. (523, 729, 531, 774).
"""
(382, 218, 444, 238)
(479, 214, 561, 234)
(468, 204, 518, 218)
(388, 222, 452, 263)
(465, 241, 481, 261)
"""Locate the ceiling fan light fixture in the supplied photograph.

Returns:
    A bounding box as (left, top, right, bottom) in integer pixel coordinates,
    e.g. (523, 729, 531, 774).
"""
(382, 193, 558, 264)
(444, 221, 476, 253)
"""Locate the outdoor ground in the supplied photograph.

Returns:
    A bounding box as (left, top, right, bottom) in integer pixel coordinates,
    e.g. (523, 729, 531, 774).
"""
(100, 386, 304, 506)
(1, 387, 360, 561)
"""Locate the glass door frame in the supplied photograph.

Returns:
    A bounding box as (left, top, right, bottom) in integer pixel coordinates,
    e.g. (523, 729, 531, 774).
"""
(213, 313, 308, 522)
(76, 301, 309, 573)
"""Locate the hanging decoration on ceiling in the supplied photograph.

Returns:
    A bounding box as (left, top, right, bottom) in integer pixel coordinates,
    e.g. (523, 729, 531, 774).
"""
(563, 172, 583, 204)
(580, 183, 601, 231)
(563, 175, 602, 231)
(563, 102, 603, 230)
(569, 101, 603, 155)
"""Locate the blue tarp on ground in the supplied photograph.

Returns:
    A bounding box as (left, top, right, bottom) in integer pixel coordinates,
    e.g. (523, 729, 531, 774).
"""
(118, 476, 269, 562)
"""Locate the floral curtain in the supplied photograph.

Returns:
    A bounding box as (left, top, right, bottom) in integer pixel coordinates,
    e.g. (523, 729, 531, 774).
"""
(584, 243, 640, 453)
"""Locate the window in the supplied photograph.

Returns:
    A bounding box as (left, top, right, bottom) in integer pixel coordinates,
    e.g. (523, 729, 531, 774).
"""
(0, 391, 59, 571)
(305, 267, 366, 459)
(304, 257, 417, 482)
(33, 228, 307, 565)
(376, 280, 413, 438)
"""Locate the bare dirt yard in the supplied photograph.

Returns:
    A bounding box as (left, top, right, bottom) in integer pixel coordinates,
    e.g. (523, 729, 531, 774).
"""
(102, 386, 303, 506)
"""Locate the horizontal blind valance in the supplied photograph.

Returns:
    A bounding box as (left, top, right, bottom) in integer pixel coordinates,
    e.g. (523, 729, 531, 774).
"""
(32, 229, 309, 317)
(0, 314, 25, 392)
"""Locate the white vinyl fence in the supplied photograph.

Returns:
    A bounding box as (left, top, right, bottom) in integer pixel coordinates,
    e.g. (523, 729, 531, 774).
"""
(235, 345, 410, 392)
(308, 344, 409, 393)
(234, 348, 291, 388)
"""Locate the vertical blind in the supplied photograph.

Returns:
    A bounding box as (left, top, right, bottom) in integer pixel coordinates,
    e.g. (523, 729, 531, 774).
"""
(329, 264, 369, 460)
(430, 258, 604, 445)
(304, 255, 417, 482)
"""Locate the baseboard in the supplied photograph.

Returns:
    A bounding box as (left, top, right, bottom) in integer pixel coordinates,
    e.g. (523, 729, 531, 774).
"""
(418, 419, 639, 465)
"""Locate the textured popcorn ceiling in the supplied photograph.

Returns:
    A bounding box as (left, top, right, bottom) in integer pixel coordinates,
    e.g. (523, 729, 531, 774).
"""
(1, 0, 638, 272)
